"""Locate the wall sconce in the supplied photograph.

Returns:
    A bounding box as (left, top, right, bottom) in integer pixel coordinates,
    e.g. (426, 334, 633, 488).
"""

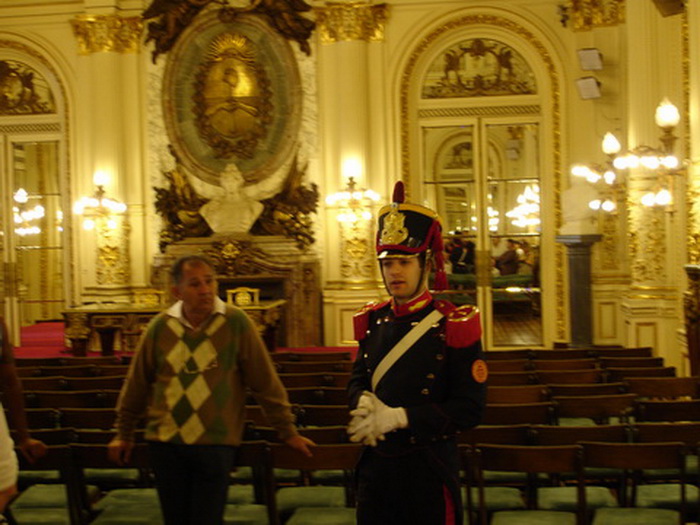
(13, 188, 44, 236)
(610, 98, 681, 209)
(571, 98, 683, 212)
(325, 176, 380, 223)
(73, 172, 127, 230)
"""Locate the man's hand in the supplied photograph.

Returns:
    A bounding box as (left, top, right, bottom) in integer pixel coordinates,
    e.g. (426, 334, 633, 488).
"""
(17, 437, 47, 464)
(284, 435, 315, 458)
(0, 484, 17, 513)
(347, 392, 408, 446)
(107, 438, 134, 466)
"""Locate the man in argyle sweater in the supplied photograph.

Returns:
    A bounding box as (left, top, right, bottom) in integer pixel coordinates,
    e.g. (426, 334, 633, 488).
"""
(109, 255, 313, 525)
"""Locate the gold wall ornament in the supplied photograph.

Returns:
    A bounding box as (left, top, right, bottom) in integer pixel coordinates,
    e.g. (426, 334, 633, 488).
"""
(560, 0, 625, 31)
(95, 217, 131, 285)
(0, 60, 56, 115)
(250, 157, 319, 249)
(422, 38, 537, 99)
(340, 222, 376, 280)
(143, 0, 315, 63)
(315, 2, 388, 44)
(70, 15, 143, 55)
(192, 32, 272, 160)
(629, 204, 666, 284)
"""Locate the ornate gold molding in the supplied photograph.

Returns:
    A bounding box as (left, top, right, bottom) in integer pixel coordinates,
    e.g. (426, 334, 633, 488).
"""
(562, 0, 625, 31)
(70, 15, 143, 55)
(316, 2, 388, 43)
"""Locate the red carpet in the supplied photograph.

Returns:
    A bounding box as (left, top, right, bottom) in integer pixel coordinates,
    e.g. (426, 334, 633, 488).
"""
(15, 322, 67, 358)
(14, 322, 358, 360)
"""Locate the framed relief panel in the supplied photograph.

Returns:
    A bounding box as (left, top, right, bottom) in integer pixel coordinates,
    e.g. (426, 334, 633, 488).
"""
(162, 10, 302, 185)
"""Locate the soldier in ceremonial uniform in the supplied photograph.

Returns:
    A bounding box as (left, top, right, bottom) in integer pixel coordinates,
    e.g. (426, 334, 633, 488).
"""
(347, 182, 487, 525)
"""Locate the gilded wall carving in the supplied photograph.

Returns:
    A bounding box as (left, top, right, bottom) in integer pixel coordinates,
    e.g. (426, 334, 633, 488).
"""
(422, 38, 537, 98)
(192, 32, 272, 160)
(315, 2, 387, 43)
(629, 204, 666, 284)
(418, 105, 540, 119)
(70, 15, 143, 55)
(96, 217, 131, 285)
(340, 222, 376, 280)
(0, 60, 55, 115)
(560, 0, 625, 31)
(142, 0, 315, 62)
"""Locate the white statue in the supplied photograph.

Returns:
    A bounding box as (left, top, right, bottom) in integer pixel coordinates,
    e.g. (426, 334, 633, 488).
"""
(559, 175, 599, 235)
(198, 163, 284, 234)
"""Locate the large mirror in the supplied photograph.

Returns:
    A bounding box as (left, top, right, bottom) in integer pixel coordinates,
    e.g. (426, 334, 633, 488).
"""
(424, 122, 542, 348)
(8, 140, 65, 334)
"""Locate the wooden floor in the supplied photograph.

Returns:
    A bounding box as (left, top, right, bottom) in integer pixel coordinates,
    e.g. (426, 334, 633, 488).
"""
(492, 303, 542, 347)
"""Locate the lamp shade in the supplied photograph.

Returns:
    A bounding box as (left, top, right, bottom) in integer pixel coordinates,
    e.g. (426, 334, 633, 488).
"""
(655, 98, 680, 128)
(602, 132, 621, 155)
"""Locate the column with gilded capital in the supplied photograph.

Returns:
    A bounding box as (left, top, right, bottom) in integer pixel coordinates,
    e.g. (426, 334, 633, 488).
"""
(317, 1, 388, 344)
(70, 11, 144, 303)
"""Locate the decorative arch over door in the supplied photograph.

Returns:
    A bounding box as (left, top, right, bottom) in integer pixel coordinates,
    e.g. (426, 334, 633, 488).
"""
(398, 10, 566, 348)
(0, 38, 72, 346)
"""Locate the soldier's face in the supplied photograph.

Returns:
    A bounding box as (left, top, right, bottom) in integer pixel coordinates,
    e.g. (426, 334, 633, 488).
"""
(381, 257, 425, 304)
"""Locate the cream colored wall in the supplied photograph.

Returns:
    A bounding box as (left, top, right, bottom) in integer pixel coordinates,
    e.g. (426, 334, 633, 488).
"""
(0, 0, 697, 361)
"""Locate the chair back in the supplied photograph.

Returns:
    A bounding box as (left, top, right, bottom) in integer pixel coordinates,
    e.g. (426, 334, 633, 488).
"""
(481, 402, 556, 425)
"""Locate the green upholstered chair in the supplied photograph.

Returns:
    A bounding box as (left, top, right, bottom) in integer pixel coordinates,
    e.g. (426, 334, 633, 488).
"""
(581, 441, 690, 525)
(473, 444, 587, 525)
(552, 394, 637, 427)
(269, 443, 362, 525)
(6, 445, 86, 525)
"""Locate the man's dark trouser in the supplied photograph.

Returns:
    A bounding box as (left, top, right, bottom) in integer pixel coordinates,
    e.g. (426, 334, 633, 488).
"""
(148, 442, 237, 525)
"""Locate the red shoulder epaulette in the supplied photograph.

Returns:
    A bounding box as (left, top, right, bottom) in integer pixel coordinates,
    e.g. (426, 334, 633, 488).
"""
(353, 300, 389, 341)
(440, 303, 482, 348)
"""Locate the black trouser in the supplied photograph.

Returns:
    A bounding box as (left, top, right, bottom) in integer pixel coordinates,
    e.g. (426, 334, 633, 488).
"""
(356, 448, 459, 525)
(148, 442, 237, 525)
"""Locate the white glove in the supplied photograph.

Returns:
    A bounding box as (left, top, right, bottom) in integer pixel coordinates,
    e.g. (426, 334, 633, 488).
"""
(347, 392, 408, 446)
(347, 392, 376, 445)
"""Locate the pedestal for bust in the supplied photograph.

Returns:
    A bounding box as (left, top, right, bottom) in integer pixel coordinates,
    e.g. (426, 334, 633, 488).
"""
(556, 234, 602, 348)
(152, 234, 322, 348)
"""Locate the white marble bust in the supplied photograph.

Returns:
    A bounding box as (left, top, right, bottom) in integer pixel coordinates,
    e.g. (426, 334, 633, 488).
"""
(199, 163, 284, 235)
(559, 175, 600, 235)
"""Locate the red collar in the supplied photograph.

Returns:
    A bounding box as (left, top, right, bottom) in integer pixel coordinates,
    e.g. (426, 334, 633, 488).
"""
(392, 290, 433, 317)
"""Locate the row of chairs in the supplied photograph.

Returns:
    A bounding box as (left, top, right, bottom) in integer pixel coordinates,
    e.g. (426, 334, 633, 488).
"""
(16, 421, 699, 525)
(8, 426, 363, 525)
(489, 366, 677, 386)
(14, 356, 131, 368)
(484, 346, 654, 361)
(481, 397, 700, 426)
(459, 421, 700, 524)
(488, 356, 666, 372)
(488, 376, 700, 403)
(15, 365, 131, 379)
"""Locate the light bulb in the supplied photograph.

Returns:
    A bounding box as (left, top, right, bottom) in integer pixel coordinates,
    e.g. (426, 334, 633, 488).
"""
(589, 199, 601, 210)
(655, 98, 680, 128)
(602, 132, 621, 155)
(641, 192, 657, 207)
(601, 199, 616, 212)
(93, 171, 110, 187)
(655, 188, 672, 206)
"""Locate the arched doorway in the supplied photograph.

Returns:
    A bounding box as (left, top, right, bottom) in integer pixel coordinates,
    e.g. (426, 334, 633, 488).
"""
(400, 13, 565, 349)
(0, 41, 72, 346)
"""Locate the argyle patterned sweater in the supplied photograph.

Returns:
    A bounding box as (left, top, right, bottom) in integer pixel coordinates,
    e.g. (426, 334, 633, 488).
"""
(114, 306, 297, 445)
